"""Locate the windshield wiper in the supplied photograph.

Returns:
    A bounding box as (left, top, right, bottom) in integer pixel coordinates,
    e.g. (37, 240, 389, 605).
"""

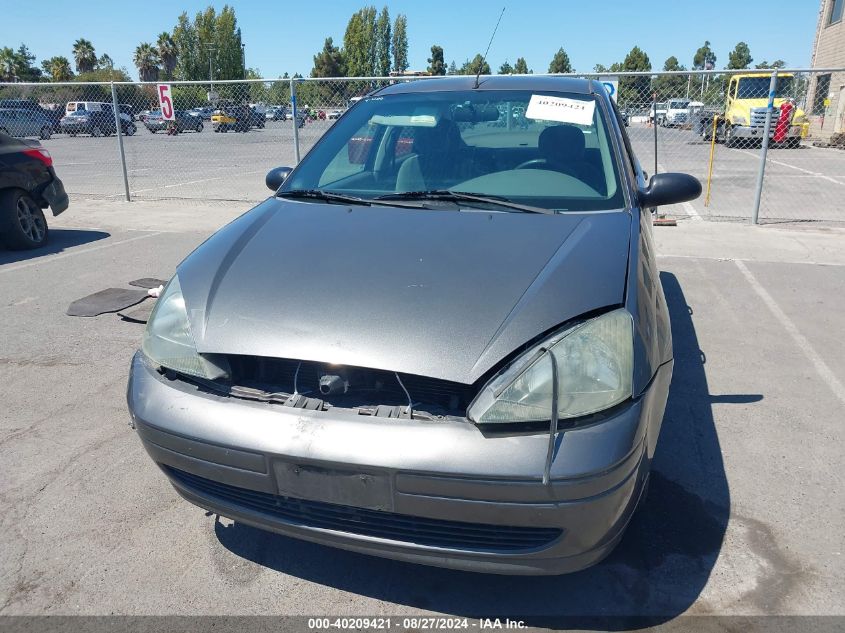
(375, 190, 556, 215)
(278, 189, 430, 209)
(277, 189, 373, 206)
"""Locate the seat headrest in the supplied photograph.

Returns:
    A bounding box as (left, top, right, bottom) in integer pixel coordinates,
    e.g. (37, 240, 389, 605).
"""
(538, 125, 586, 163)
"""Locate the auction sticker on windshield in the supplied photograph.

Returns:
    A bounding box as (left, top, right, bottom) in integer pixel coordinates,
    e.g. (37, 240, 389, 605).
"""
(525, 94, 595, 126)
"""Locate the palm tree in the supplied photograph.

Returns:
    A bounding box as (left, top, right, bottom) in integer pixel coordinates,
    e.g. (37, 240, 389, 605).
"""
(41, 56, 74, 81)
(0, 47, 16, 81)
(72, 38, 97, 74)
(133, 43, 160, 82)
(156, 32, 177, 80)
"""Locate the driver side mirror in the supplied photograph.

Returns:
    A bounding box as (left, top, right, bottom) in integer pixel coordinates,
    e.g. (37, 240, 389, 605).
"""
(639, 173, 701, 208)
(265, 166, 293, 192)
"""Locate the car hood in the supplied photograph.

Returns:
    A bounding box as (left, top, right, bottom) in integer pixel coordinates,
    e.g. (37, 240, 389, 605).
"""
(178, 199, 631, 384)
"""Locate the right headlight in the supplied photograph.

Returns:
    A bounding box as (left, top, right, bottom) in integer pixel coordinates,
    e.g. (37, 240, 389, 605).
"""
(141, 275, 229, 381)
(468, 309, 634, 424)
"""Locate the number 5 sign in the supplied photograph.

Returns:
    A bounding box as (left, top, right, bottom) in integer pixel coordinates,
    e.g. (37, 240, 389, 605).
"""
(157, 84, 175, 121)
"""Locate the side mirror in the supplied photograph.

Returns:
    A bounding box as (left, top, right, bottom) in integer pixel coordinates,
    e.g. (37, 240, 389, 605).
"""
(639, 173, 701, 208)
(265, 166, 293, 192)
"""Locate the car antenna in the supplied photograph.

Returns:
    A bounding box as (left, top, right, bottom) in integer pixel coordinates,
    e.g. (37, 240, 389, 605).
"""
(474, 6, 506, 89)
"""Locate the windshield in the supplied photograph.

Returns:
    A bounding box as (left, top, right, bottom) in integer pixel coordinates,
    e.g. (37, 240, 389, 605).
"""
(283, 89, 624, 212)
(668, 100, 690, 109)
(736, 76, 794, 99)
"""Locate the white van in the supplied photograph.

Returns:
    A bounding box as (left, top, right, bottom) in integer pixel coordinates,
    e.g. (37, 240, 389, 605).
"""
(65, 101, 136, 135)
(65, 101, 109, 115)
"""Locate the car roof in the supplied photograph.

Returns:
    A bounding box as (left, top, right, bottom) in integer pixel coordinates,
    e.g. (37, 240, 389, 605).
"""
(374, 75, 597, 96)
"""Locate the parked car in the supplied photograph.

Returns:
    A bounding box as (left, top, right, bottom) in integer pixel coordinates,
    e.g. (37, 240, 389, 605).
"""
(265, 106, 287, 121)
(0, 99, 62, 132)
(128, 75, 701, 575)
(0, 132, 68, 249)
(0, 109, 55, 140)
(143, 110, 204, 133)
(211, 104, 249, 132)
(248, 106, 266, 129)
(59, 109, 117, 137)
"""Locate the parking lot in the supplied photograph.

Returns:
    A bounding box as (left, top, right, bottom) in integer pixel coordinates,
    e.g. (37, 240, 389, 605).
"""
(32, 117, 845, 225)
(1, 197, 843, 624)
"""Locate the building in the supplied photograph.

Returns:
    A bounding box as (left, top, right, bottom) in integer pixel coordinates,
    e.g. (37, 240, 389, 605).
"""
(807, 0, 845, 141)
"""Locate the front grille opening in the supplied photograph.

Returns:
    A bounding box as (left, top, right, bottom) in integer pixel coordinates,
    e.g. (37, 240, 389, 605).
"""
(168, 467, 562, 552)
(226, 355, 477, 419)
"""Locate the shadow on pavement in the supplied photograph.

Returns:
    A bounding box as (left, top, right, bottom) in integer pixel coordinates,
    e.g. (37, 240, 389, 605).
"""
(215, 272, 748, 628)
(0, 228, 109, 265)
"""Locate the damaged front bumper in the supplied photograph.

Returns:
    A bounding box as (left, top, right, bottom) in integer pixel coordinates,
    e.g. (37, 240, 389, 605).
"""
(127, 351, 672, 575)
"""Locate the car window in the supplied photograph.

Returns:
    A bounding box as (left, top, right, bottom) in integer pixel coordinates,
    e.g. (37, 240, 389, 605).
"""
(288, 89, 624, 212)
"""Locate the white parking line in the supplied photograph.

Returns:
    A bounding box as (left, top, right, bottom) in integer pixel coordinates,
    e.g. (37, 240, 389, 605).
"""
(735, 259, 845, 407)
(122, 169, 267, 196)
(0, 231, 161, 274)
(736, 150, 845, 186)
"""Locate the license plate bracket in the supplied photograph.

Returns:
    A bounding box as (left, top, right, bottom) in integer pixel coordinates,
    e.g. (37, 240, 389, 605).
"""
(273, 461, 393, 512)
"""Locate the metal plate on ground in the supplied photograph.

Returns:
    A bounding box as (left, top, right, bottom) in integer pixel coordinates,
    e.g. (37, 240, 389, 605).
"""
(273, 461, 393, 511)
(129, 278, 166, 289)
(67, 288, 149, 317)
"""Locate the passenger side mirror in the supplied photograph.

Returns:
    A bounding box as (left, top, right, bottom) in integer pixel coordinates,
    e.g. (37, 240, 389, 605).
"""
(638, 173, 701, 208)
(265, 166, 293, 191)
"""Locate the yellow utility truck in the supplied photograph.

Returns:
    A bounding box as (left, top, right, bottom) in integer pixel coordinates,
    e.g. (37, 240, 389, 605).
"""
(700, 73, 809, 148)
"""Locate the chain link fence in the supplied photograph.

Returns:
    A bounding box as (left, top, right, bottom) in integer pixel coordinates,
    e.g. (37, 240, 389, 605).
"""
(1, 69, 843, 223)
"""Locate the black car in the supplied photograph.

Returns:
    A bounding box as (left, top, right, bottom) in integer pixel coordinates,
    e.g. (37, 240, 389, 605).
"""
(59, 109, 117, 137)
(0, 132, 69, 249)
(0, 99, 63, 132)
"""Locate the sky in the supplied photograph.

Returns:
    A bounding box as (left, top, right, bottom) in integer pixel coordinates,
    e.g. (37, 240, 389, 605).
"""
(1, 0, 822, 81)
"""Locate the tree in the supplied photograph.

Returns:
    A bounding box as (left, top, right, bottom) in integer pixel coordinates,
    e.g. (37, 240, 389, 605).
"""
(513, 57, 530, 74)
(755, 59, 786, 69)
(173, 12, 199, 80)
(169, 6, 243, 82)
(157, 32, 178, 79)
(311, 37, 346, 77)
(375, 6, 391, 76)
(458, 54, 490, 76)
(41, 56, 74, 81)
(134, 43, 160, 81)
(447, 60, 458, 75)
(392, 14, 408, 73)
(548, 48, 572, 73)
(619, 45, 652, 107)
(343, 9, 369, 76)
(97, 54, 114, 70)
(498, 60, 513, 75)
(0, 45, 41, 81)
(655, 55, 688, 99)
(593, 63, 608, 73)
(693, 40, 716, 70)
(72, 38, 97, 74)
(427, 45, 445, 75)
(727, 42, 752, 70)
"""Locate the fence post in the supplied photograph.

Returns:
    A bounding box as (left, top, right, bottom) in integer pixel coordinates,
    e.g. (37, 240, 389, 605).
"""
(110, 82, 131, 202)
(751, 69, 778, 224)
(290, 78, 301, 164)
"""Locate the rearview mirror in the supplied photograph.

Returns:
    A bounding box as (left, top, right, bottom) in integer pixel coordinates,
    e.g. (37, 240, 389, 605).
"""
(639, 173, 701, 208)
(265, 166, 293, 191)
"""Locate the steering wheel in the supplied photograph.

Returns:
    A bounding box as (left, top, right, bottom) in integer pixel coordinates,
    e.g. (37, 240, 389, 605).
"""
(515, 158, 549, 169)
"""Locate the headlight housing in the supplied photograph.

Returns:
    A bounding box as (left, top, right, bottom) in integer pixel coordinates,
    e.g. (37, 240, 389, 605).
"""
(141, 275, 229, 380)
(468, 309, 634, 424)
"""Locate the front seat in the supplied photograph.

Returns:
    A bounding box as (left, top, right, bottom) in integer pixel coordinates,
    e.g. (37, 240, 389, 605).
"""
(535, 125, 605, 194)
(395, 119, 464, 192)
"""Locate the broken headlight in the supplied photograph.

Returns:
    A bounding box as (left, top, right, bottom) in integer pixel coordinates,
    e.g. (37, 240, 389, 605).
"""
(141, 275, 229, 380)
(468, 309, 634, 424)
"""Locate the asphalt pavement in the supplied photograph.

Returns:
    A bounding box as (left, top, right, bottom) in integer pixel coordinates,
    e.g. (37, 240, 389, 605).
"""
(0, 200, 843, 625)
